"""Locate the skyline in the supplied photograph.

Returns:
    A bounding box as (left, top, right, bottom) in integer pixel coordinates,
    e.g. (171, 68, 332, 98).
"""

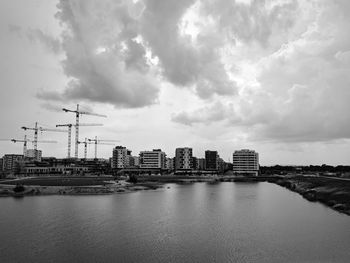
(1, 0, 350, 165)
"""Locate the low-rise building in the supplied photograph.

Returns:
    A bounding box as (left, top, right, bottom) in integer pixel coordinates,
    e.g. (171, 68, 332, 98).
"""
(232, 149, 259, 176)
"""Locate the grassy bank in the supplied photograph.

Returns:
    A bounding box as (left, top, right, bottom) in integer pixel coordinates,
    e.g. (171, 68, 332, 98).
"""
(273, 176, 350, 215)
(0, 176, 163, 196)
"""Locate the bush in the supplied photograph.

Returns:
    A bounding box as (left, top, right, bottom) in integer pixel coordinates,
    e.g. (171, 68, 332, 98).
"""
(128, 175, 138, 184)
(13, 184, 25, 193)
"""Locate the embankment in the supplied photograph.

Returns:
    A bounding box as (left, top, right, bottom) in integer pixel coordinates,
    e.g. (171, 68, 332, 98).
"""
(273, 176, 350, 215)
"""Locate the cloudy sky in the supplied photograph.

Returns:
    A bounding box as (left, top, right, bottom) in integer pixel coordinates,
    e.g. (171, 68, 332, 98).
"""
(0, 0, 349, 165)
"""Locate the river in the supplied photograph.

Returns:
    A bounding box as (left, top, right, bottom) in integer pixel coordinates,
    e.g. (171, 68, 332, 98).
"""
(0, 182, 349, 262)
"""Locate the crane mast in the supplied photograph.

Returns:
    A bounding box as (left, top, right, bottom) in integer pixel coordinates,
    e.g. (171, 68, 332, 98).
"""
(62, 104, 106, 159)
(87, 136, 119, 159)
(75, 104, 79, 159)
(56, 123, 103, 159)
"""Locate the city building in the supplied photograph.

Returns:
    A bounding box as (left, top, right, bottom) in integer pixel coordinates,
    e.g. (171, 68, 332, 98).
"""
(232, 149, 259, 176)
(197, 158, 206, 170)
(128, 156, 140, 168)
(205, 150, 218, 171)
(112, 146, 129, 169)
(2, 154, 24, 174)
(139, 149, 166, 169)
(175, 147, 193, 171)
(218, 157, 225, 174)
(26, 149, 42, 161)
(22, 158, 110, 176)
(166, 157, 174, 171)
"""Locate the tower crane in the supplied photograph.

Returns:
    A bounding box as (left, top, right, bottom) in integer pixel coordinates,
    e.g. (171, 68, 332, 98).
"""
(62, 104, 107, 159)
(21, 122, 65, 160)
(0, 135, 30, 157)
(56, 123, 103, 158)
(88, 136, 119, 159)
(1, 135, 56, 158)
(78, 138, 115, 159)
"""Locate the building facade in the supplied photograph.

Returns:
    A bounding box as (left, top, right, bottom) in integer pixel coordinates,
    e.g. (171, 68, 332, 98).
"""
(175, 147, 193, 171)
(197, 158, 206, 170)
(112, 146, 128, 169)
(26, 149, 42, 161)
(232, 149, 259, 176)
(205, 150, 218, 171)
(2, 154, 24, 174)
(139, 149, 166, 169)
(166, 157, 174, 171)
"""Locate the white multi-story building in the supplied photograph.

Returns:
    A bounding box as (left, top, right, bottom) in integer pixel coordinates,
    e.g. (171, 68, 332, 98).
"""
(139, 149, 166, 169)
(175, 148, 193, 170)
(232, 149, 259, 176)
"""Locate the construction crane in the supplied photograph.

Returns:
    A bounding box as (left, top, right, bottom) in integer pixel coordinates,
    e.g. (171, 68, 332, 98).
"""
(0, 135, 29, 157)
(88, 136, 119, 159)
(78, 138, 115, 159)
(21, 122, 65, 160)
(62, 104, 107, 159)
(56, 123, 103, 158)
(77, 138, 89, 159)
(1, 135, 56, 157)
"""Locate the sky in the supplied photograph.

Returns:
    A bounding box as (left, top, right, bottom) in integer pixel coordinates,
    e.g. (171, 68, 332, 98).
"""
(0, 0, 349, 165)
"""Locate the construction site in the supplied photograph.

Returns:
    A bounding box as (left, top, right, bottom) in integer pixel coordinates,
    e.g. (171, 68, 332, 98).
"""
(0, 104, 119, 178)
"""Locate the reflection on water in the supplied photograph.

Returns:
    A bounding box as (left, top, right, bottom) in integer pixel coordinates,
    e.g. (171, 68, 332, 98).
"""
(0, 182, 349, 263)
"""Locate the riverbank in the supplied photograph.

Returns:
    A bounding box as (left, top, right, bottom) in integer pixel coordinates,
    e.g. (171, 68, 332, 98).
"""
(273, 176, 350, 215)
(0, 177, 163, 197)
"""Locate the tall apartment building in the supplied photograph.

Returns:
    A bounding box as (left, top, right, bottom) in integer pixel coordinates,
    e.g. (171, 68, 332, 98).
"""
(232, 149, 259, 176)
(175, 147, 193, 171)
(139, 149, 166, 169)
(112, 146, 129, 169)
(205, 150, 218, 170)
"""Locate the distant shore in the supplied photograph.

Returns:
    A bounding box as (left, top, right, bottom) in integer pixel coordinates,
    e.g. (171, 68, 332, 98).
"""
(0, 176, 163, 197)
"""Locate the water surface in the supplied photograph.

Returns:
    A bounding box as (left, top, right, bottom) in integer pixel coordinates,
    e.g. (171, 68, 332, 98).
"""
(0, 182, 349, 262)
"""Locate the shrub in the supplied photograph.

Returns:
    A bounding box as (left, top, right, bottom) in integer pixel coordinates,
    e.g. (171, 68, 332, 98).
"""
(13, 184, 25, 193)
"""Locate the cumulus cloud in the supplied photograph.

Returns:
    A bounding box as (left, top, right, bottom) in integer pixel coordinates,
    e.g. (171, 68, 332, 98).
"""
(27, 29, 62, 54)
(172, 0, 350, 143)
(7, 24, 61, 53)
(171, 101, 236, 125)
(37, 0, 239, 108)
